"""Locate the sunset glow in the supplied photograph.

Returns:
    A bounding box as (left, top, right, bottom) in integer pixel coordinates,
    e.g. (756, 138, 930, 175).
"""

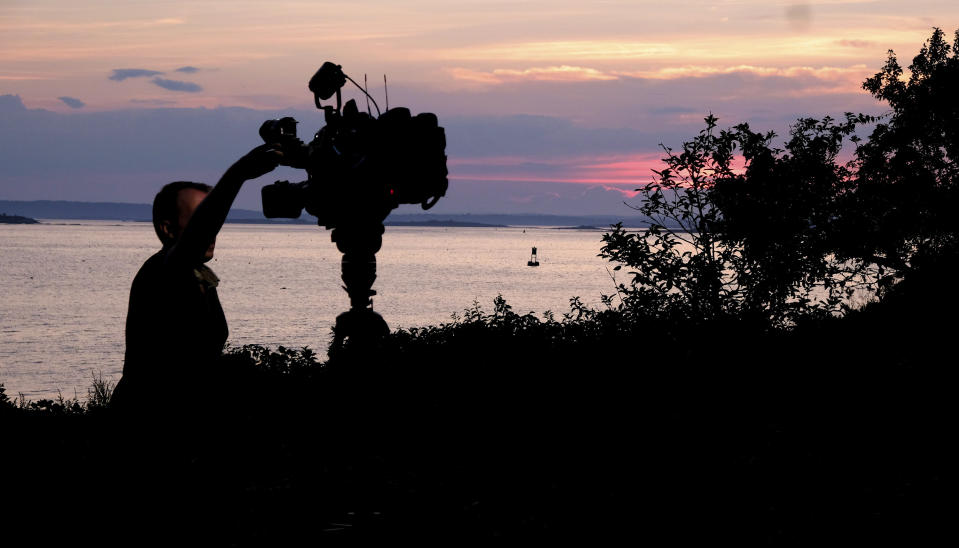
(1, 0, 957, 213)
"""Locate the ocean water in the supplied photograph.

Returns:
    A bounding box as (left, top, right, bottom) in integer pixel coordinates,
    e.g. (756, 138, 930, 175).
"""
(0, 221, 618, 399)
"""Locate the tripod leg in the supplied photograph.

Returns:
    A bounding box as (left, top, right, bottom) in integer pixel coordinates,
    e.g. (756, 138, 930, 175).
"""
(341, 251, 377, 309)
(329, 223, 389, 353)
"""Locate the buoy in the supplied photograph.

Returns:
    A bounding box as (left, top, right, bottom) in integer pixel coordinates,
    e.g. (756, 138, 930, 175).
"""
(527, 246, 540, 267)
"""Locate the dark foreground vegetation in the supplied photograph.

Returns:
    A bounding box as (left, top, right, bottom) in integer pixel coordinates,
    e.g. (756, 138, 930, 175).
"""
(2, 283, 954, 544)
(3, 30, 957, 544)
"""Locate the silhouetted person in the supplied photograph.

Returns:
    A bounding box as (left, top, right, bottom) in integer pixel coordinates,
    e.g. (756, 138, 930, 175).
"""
(111, 144, 281, 415)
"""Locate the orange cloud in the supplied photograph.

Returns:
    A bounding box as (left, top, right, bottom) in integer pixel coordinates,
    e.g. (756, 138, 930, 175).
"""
(447, 61, 874, 96)
(617, 63, 875, 96)
(617, 64, 871, 81)
(440, 40, 675, 62)
(433, 28, 930, 68)
(448, 65, 618, 84)
(0, 74, 54, 80)
(0, 18, 186, 32)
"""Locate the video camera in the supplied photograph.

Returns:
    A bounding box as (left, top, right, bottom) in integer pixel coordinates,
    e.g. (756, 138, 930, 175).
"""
(259, 62, 448, 228)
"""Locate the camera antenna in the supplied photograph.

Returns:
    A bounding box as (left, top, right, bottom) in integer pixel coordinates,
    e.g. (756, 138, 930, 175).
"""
(344, 73, 380, 117)
(383, 74, 390, 112)
(364, 74, 371, 116)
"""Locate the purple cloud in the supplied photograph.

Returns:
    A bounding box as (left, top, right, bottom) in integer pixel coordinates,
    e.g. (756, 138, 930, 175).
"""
(130, 98, 177, 105)
(0, 94, 26, 112)
(175, 66, 200, 73)
(57, 96, 85, 109)
(151, 78, 203, 92)
(109, 68, 163, 81)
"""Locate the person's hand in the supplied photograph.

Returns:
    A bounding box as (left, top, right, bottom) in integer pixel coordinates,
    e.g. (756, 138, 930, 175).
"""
(228, 143, 283, 181)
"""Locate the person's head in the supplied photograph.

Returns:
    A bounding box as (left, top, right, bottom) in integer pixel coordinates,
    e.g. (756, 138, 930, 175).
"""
(153, 181, 214, 259)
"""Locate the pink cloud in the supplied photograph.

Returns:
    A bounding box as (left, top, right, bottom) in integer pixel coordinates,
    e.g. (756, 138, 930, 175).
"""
(450, 152, 760, 194)
(580, 155, 664, 180)
(586, 185, 641, 199)
(448, 153, 663, 188)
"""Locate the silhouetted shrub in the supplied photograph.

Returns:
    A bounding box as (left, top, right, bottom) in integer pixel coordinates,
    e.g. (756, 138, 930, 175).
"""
(854, 27, 959, 274)
(85, 371, 115, 412)
(224, 343, 321, 376)
(600, 28, 959, 328)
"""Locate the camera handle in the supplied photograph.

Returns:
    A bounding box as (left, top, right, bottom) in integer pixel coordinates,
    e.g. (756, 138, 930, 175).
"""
(329, 222, 390, 353)
(316, 88, 342, 116)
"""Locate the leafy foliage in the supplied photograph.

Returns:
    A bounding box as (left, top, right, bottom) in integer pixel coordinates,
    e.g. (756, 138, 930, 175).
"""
(714, 113, 879, 320)
(223, 343, 320, 376)
(600, 115, 735, 323)
(0, 383, 12, 413)
(601, 28, 959, 327)
(1, 372, 116, 415)
(601, 114, 872, 327)
(390, 294, 631, 350)
(853, 27, 959, 274)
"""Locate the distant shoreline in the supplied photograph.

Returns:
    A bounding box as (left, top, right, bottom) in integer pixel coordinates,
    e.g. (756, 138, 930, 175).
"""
(385, 219, 507, 228)
(0, 200, 651, 228)
(17, 217, 639, 230)
(0, 213, 38, 224)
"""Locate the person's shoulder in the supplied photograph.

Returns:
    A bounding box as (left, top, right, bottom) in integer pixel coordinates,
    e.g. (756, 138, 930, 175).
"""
(133, 250, 166, 277)
(131, 249, 190, 288)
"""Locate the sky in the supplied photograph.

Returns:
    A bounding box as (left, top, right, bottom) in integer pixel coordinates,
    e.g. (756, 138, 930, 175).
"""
(1, 1, 957, 215)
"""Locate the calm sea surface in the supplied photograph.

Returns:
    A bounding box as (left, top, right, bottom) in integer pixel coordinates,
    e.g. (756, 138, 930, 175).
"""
(1, 221, 618, 399)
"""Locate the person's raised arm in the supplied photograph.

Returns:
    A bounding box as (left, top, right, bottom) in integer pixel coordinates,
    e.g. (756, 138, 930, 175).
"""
(165, 144, 282, 266)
